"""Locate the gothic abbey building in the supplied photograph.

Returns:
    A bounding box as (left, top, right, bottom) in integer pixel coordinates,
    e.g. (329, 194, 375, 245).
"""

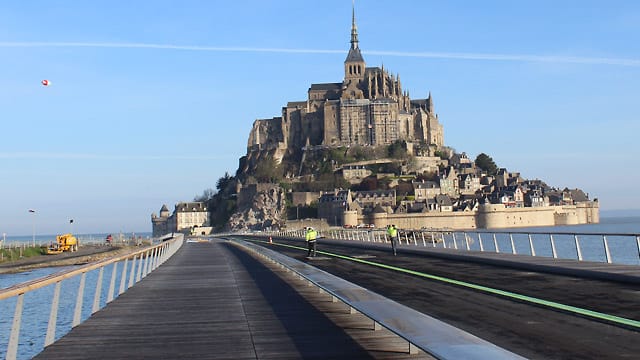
(247, 9, 444, 160)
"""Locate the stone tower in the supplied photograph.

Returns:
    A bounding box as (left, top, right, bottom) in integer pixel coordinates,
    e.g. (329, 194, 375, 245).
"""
(343, 4, 365, 99)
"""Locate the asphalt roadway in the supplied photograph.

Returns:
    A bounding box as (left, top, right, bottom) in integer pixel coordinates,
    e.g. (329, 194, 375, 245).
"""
(247, 236, 640, 360)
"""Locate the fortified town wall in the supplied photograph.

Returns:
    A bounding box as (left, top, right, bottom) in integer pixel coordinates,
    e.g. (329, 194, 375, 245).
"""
(350, 202, 600, 230)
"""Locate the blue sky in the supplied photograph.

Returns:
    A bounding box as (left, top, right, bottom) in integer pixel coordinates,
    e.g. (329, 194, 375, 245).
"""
(1, 0, 639, 236)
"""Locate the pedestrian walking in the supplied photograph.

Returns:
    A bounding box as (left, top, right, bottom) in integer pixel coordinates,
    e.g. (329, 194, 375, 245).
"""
(387, 224, 398, 255)
(305, 227, 318, 257)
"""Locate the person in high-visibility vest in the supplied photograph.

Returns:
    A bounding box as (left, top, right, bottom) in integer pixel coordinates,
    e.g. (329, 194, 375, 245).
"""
(386, 224, 398, 255)
(305, 227, 318, 257)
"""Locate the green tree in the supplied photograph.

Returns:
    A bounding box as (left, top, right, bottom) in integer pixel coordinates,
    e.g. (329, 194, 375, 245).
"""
(433, 150, 448, 160)
(475, 153, 498, 175)
(387, 140, 408, 159)
(216, 172, 234, 192)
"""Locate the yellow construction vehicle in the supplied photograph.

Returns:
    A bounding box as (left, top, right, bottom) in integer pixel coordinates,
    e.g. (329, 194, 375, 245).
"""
(44, 233, 78, 254)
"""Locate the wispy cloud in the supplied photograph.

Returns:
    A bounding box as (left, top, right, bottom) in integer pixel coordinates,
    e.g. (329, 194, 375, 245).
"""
(0, 152, 232, 160)
(366, 50, 640, 67)
(1, 41, 639, 67)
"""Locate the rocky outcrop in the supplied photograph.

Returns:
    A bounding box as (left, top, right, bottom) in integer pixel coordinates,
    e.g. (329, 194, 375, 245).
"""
(227, 183, 286, 231)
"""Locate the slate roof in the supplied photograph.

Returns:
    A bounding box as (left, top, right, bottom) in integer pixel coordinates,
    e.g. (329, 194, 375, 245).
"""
(435, 194, 453, 206)
(569, 189, 589, 202)
(287, 101, 307, 108)
(345, 47, 364, 62)
(414, 181, 439, 189)
(310, 83, 343, 91)
(175, 202, 207, 212)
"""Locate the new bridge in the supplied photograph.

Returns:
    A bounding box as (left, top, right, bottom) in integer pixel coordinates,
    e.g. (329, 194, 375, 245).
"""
(2, 231, 640, 359)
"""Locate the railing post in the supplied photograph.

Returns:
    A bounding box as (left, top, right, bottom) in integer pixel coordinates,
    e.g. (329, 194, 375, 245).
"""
(574, 234, 583, 261)
(509, 233, 516, 254)
(136, 253, 144, 282)
(603, 235, 612, 264)
(465, 232, 470, 251)
(452, 232, 458, 250)
(156, 245, 164, 269)
(550, 234, 558, 259)
(431, 232, 436, 247)
(636, 236, 640, 263)
(412, 232, 417, 246)
(441, 232, 446, 249)
(422, 232, 426, 247)
(107, 262, 118, 303)
(148, 248, 156, 274)
(128, 255, 137, 288)
(478, 233, 484, 252)
(45, 281, 62, 347)
(92, 267, 104, 314)
(72, 272, 87, 327)
(119, 258, 128, 295)
(7, 293, 24, 360)
(528, 234, 536, 257)
(153, 246, 161, 270)
(493, 233, 500, 253)
(151, 247, 158, 270)
(141, 250, 150, 277)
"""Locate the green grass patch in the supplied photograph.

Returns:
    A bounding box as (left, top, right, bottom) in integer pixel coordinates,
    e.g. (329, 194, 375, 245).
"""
(0, 246, 46, 263)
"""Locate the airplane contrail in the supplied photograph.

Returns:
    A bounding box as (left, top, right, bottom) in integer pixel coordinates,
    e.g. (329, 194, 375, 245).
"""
(1, 41, 639, 67)
(0, 152, 234, 160)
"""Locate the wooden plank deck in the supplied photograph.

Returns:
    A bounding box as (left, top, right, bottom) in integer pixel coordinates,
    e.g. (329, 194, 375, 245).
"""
(34, 239, 432, 359)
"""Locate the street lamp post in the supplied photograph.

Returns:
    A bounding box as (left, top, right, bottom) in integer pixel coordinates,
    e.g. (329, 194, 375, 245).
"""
(29, 209, 36, 247)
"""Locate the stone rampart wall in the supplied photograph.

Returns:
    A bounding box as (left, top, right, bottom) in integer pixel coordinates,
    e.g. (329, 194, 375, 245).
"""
(348, 202, 599, 230)
(477, 204, 556, 228)
(366, 211, 476, 229)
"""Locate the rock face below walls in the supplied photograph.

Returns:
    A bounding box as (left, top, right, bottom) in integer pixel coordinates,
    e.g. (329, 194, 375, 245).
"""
(227, 183, 286, 231)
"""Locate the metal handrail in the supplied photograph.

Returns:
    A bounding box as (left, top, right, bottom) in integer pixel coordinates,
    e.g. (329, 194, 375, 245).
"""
(1, 236, 184, 360)
(272, 228, 640, 266)
(235, 238, 525, 359)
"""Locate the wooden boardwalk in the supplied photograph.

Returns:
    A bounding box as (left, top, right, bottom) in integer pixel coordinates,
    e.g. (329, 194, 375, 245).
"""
(34, 240, 432, 359)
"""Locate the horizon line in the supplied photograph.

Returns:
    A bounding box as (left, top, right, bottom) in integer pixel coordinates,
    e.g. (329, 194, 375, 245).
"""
(1, 41, 639, 67)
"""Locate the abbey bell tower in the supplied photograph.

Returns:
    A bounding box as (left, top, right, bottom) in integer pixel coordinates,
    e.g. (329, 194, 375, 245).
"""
(344, 6, 365, 81)
(343, 4, 365, 97)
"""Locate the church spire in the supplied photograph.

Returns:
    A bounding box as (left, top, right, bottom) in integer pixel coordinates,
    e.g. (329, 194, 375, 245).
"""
(350, 0, 359, 50)
(344, 0, 365, 82)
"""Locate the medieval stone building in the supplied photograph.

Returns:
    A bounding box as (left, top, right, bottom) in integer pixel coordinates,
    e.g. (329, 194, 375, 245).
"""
(247, 7, 444, 160)
(151, 202, 211, 236)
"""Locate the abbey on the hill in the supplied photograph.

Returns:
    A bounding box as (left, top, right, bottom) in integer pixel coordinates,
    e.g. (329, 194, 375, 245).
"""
(247, 7, 444, 156)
